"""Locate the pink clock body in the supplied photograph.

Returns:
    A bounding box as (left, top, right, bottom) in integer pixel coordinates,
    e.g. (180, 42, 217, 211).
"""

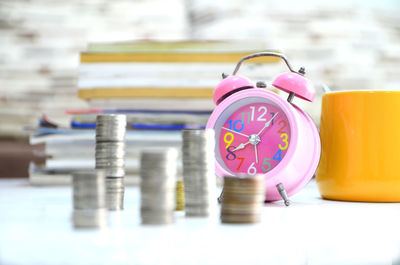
(206, 88, 321, 201)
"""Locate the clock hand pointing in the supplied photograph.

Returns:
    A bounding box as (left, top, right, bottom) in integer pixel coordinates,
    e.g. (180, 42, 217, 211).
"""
(221, 127, 249, 138)
(256, 112, 279, 136)
(254, 144, 258, 164)
(232, 141, 250, 151)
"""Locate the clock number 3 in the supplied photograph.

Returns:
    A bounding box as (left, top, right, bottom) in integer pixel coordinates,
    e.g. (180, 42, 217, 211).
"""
(279, 133, 289, 150)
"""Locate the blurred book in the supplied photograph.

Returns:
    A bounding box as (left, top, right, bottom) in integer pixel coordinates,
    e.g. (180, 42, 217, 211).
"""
(78, 40, 280, 109)
(29, 128, 182, 186)
(67, 109, 211, 129)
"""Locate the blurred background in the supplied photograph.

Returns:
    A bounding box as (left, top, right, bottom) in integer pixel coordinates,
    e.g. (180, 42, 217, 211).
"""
(1, 0, 399, 178)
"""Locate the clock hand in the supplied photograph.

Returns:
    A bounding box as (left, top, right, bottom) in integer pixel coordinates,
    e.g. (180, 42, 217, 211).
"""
(221, 127, 249, 138)
(256, 112, 279, 136)
(254, 144, 258, 164)
(232, 141, 250, 151)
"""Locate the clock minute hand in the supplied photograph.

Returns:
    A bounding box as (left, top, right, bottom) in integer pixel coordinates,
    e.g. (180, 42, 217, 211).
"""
(221, 127, 249, 138)
(256, 112, 279, 136)
(254, 144, 258, 163)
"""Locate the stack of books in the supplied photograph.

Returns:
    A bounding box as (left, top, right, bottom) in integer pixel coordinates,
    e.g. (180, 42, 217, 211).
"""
(78, 41, 279, 110)
(29, 41, 279, 185)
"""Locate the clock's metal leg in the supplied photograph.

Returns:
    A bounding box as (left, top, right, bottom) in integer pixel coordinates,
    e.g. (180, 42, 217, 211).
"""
(276, 183, 291, 206)
(217, 188, 224, 204)
(287, 92, 295, 103)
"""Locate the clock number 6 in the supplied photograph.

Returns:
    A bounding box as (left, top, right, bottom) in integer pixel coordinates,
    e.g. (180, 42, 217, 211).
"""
(279, 133, 289, 150)
(247, 162, 257, 175)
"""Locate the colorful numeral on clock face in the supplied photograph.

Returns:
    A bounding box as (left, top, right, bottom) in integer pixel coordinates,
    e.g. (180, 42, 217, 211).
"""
(218, 102, 291, 176)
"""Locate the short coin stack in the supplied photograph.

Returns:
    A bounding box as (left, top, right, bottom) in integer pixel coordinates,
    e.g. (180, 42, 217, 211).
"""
(140, 148, 178, 225)
(220, 175, 265, 224)
(95, 114, 127, 210)
(105, 177, 124, 211)
(182, 129, 216, 217)
(72, 170, 108, 229)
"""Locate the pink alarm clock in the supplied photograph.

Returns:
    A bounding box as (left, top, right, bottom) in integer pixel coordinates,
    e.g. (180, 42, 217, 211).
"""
(206, 52, 321, 205)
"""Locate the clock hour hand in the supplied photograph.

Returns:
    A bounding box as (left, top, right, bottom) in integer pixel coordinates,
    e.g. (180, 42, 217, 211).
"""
(232, 141, 250, 152)
(256, 112, 279, 136)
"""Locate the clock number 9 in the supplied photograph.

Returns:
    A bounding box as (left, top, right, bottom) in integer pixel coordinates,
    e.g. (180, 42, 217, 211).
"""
(279, 133, 289, 150)
(224, 132, 234, 149)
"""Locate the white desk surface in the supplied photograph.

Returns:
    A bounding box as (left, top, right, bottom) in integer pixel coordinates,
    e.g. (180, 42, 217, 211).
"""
(0, 178, 399, 265)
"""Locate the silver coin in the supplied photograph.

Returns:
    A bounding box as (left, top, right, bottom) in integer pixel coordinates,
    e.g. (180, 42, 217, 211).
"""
(140, 148, 178, 225)
(181, 129, 216, 218)
(72, 209, 108, 229)
(96, 141, 125, 148)
(72, 170, 106, 210)
(71, 170, 108, 229)
(96, 114, 127, 142)
(95, 167, 125, 178)
(141, 214, 174, 225)
(185, 207, 210, 217)
(96, 158, 125, 168)
(141, 194, 175, 206)
(95, 145, 125, 159)
(105, 177, 124, 211)
(95, 115, 126, 183)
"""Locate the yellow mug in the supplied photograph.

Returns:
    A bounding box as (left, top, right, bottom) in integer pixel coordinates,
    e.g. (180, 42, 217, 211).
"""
(316, 90, 400, 202)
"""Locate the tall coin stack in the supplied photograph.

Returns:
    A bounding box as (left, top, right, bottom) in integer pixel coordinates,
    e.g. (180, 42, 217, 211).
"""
(95, 114, 127, 211)
(221, 175, 265, 224)
(140, 149, 178, 225)
(182, 129, 216, 217)
(72, 170, 108, 229)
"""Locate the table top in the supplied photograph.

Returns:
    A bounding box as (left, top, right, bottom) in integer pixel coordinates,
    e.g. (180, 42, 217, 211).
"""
(0, 178, 399, 265)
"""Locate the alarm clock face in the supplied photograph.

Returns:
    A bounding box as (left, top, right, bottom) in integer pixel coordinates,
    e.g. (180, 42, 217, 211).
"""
(215, 97, 291, 176)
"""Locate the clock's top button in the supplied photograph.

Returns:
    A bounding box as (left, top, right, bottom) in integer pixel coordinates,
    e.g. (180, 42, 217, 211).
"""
(272, 72, 316, 102)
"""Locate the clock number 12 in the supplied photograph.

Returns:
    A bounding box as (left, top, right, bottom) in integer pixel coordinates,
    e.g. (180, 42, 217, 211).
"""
(241, 106, 269, 123)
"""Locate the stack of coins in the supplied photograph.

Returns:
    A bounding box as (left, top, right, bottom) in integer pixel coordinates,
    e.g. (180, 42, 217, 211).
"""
(220, 175, 265, 224)
(95, 114, 127, 210)
(182, 129, 216, 217)
(72, 170, 108, 229)
(105, 177, 124, 211)
(140, 148, 177, 225)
